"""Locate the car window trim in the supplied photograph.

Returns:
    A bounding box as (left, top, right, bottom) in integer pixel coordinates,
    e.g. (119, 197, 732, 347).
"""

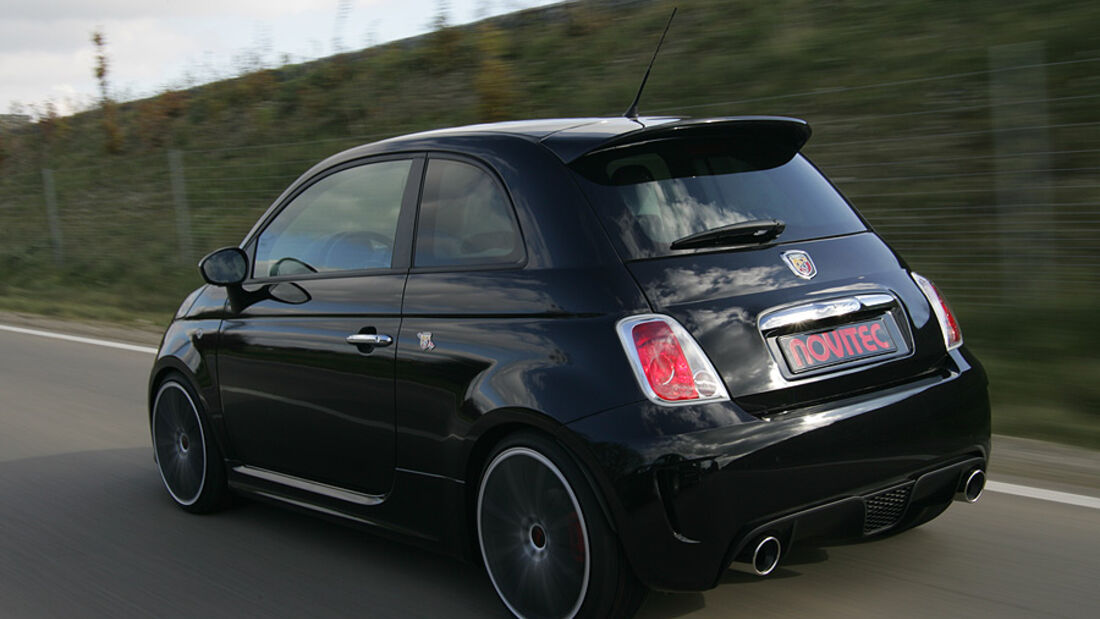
(241, 153, 425, 285)
(409, 152, 528, 273)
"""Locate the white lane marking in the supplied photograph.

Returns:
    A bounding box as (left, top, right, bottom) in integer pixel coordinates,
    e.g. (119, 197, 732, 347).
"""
(987, 480, 1100, 510)
(4, 320, 1100, 511)
(0, 323, 158, 355)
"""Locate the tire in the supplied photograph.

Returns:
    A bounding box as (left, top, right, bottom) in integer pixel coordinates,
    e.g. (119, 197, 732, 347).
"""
(151, 374, 230, 513)
(477, 432, 646, 619)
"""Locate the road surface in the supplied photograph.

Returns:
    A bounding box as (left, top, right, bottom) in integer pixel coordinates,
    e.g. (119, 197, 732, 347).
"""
(0, 321, 1097, 618)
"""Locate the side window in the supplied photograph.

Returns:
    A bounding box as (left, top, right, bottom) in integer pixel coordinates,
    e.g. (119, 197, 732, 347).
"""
(254, 159, 412, 278)
(414, 159, 524, 268)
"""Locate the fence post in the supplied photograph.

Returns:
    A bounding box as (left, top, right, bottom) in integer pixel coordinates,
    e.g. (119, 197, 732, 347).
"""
(41, 168, 63, 265)
(168, 149, 195, 264)
(989, 42, 1051, 297)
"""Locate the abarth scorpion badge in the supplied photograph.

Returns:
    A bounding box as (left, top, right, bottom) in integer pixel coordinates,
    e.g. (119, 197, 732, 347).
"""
(781, 250, 817, 280)
(417, 332, 436, 351)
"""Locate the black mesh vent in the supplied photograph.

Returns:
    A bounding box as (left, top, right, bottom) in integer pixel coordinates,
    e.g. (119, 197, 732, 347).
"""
(863, 483, 913, 535)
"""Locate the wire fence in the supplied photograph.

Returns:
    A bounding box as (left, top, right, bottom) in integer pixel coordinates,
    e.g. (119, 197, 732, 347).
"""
(0, 48, 1097, 353)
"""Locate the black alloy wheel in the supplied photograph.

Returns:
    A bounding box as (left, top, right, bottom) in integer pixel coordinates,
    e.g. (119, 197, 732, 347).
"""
(477, 432, 646, 619)
(151, 375, 229, 513)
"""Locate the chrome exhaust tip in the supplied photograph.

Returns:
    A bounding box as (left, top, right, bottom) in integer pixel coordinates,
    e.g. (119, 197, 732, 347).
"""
(732, 535, 782, 576)
(752, 536, 782, 575)
(956, 468, 986, 503)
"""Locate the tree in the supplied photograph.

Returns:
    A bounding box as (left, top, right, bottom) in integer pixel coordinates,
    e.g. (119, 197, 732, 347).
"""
(426, 0, 462, 71)
(474, 23, 517, 121)
(36, 101, 63, 143)
(333, 0, 352, 53)
(91, 28, 123, 154)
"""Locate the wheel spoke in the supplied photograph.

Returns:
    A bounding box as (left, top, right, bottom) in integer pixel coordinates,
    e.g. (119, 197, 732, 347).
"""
(543, 492, 574, 529)
(185, 442, 205, 481)
(501, 458, 537, 517)
(166, 453, 185, 490)
(480, 447, 589, 619)
(164, 391, 183, 425)
(153, 382, 206, 506)
(480, 494, 521, 528)
(530, 458, 551, 506)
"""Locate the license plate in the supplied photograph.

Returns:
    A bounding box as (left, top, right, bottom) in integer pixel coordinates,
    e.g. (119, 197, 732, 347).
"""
(778, 317, 898, 374)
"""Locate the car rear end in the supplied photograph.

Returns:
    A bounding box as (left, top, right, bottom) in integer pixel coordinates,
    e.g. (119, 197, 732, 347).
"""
(562, 118, 990, 590)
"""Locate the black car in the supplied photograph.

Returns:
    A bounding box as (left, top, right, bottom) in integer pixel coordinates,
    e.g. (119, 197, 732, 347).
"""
(149, 116, 990, 619)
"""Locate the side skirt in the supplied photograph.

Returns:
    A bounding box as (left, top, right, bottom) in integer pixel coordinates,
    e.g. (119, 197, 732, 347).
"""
(226, 463, 473, 560)
(233, 465, 385, 506)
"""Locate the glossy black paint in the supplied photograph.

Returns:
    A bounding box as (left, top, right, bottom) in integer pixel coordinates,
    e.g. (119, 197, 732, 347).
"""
(217, 272, 405, 493)
(625, 232, 951, 413)
(567, 349, 989, 589)
(149, 116, 990, 592)
(396, 266, 649, 481)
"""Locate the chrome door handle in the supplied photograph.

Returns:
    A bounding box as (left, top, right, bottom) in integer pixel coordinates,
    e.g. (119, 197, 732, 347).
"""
(346, 333, 393, 347)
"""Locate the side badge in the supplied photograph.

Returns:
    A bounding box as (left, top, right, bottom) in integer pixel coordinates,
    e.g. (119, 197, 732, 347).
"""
(417, 331, 436, 351)
(781, 250, 817, 280)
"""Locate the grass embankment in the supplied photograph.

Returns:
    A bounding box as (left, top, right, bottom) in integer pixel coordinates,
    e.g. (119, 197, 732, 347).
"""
(0, 0, 1097, 448)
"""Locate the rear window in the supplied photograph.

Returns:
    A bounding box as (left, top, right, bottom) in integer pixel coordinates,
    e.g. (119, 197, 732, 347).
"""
(571, 139, 866, 259)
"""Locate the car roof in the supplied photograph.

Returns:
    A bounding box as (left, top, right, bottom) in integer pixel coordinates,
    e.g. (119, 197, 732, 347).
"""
(335, 115, 810, 164)
(241, 115, 811, 252)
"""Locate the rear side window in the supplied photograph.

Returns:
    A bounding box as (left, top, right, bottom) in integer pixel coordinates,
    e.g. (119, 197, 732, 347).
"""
(571, 140, 866, 259)
(414, 158, 523, 268)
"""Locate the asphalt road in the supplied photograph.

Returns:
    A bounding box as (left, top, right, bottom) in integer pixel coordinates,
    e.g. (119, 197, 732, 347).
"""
(1, 324, 1098, 618)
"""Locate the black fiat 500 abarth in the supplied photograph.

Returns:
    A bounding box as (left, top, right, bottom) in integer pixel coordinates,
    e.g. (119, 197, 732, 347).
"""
(149, 116, 990, 619)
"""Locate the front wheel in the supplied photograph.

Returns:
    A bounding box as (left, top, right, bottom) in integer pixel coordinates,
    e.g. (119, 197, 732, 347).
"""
(477, 432, 646, 619)
(151, 375, 229, 513)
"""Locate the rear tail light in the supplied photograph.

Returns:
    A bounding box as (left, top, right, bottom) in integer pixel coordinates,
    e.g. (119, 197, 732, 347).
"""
(616, 314, 730, 405)
(911, 272, 963, 351)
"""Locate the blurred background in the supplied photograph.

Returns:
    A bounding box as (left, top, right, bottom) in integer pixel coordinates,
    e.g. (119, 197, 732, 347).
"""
(0, 0, 1097, 448)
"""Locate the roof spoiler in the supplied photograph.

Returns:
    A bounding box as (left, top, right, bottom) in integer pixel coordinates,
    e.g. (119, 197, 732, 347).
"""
(563, 116, 811, 164)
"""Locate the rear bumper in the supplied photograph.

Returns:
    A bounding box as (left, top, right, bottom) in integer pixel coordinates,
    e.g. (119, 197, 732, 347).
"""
(566, 349, 990, 591)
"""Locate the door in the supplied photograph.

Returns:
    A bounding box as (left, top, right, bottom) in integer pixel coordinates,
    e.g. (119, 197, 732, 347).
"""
(217, 156, 421, 494)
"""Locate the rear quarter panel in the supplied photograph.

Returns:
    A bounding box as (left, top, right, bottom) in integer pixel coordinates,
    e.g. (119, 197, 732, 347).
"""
(395, 265, 650, 481)
(393, 137, 655, 481)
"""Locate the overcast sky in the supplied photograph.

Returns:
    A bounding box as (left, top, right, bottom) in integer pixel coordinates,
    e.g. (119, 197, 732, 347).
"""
(2, 0, 558, 116)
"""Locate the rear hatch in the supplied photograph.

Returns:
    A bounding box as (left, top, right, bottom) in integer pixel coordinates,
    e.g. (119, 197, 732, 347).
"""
(569, 118, 950, 414)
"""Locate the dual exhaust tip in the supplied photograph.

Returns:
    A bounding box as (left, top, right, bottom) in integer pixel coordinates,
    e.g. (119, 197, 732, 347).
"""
(956, 468, 986, 504)
(732, 467, 984, 578)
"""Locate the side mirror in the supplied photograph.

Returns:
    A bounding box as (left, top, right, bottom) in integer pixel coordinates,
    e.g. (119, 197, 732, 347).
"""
(199, 247, 248, 286)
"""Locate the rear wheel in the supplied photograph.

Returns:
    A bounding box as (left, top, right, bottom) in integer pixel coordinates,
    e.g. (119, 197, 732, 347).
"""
(477, 432, 646, 619)
(151, 375, 229, 513)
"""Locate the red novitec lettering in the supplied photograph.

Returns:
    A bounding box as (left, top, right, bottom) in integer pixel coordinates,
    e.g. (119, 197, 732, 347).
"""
(787, 338, 810, 368)
(783, 320, 895, 372)
(858, 325, 878, 352)
(822, 332, 845, 357)
(871, 323, 890, 349)
(807, 334, 830, 361)
(841, 327, 863, 354)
